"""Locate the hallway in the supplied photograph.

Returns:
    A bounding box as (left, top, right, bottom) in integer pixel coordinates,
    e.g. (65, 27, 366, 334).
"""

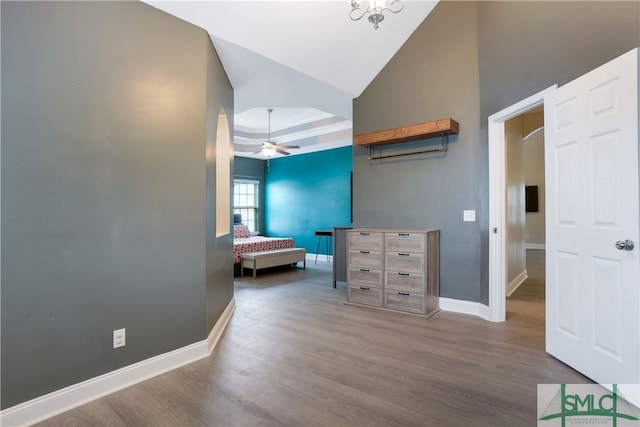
(506, 249, 545, 324)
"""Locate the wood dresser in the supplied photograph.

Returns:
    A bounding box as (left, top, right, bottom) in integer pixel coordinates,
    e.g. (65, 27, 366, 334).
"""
(346, 228, 440, 318)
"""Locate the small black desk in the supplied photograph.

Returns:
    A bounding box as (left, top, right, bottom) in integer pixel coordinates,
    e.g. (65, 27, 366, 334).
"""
(314, 230, 333, 263)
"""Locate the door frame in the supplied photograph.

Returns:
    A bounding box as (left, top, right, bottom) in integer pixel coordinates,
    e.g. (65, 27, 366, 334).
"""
(487, 85, 557, 322)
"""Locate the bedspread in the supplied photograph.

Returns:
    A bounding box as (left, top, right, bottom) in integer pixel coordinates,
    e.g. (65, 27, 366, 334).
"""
(233, 236, 295, 263)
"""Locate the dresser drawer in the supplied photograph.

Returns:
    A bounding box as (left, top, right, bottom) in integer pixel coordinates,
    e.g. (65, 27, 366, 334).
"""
(348, 249, 383, 269)
(386, 252, 424, 273)
(348, 267, 383, 287)
(385, 232, 425, 253)
(348, 285, 383, 307)
(384, 290, 425, 314)
(385, 271, 425, 293)
(347, 231, 383, 250)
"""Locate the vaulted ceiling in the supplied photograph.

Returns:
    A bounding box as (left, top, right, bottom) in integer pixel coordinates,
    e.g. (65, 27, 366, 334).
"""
(143, 1, 438, 158)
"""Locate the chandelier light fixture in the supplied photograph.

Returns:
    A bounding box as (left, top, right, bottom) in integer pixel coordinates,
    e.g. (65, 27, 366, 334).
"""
(349, 0, 404, 29)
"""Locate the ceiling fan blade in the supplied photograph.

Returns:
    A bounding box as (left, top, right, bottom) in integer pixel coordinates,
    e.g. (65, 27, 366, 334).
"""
(275, 145, 300, 149)
(275, 148, 291, 156)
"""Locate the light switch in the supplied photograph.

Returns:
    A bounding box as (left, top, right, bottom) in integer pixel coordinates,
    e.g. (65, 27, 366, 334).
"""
(113, 328, 126, 349)
(463, 210, 476, 222)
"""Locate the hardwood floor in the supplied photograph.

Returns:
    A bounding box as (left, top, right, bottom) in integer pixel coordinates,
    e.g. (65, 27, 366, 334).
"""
(37, 254, 588, 427)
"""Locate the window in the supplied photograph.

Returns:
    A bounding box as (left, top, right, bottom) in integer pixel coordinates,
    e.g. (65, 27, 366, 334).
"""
(233, 180, 259, 233)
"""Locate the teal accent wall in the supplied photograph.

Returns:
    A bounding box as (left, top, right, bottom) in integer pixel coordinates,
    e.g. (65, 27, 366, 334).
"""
(265, 146, 352, 255)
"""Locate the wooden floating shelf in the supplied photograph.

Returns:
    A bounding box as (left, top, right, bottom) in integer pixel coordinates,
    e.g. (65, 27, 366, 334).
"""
(354, 118, 459, 147)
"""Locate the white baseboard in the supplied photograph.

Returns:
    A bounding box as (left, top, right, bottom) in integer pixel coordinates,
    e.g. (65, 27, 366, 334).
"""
(439, 297, 491, 321)
(0, 297, 236, 427)
(306, 253, 332, 263)
(207, 296, 236, 355)
(506, 269, 528, 297)
(526, 243, 546, 250)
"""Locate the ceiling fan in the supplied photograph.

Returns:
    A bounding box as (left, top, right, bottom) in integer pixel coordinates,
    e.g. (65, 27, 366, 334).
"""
(248, 108, 300, 157)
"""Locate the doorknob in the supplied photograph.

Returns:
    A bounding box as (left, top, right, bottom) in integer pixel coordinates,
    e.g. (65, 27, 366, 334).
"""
(615, 240, 635, 251)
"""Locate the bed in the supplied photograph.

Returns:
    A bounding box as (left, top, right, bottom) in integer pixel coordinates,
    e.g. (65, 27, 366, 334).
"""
(233, 225, 296, 264)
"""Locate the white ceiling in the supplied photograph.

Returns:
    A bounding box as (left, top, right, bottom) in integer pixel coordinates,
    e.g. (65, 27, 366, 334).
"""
(143, 0, 438, 158)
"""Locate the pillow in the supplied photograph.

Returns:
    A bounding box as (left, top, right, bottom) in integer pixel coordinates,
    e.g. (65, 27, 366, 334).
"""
(233, 224, 251, 238)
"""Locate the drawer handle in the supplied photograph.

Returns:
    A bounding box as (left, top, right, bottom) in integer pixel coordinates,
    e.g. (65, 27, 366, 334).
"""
(360, 268, 370, 272)
(398, 272, 410, 276)
(398, 233, 410, 236)
(360, 287, 371, 291)
(398, 292, 410, 296)
(398, 253, 410, 256)
(360, 232, 370, 236)
(360, 250, 370, 254)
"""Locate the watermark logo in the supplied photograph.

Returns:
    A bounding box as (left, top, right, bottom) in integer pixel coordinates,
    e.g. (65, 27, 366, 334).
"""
(538, 384, 640, 426)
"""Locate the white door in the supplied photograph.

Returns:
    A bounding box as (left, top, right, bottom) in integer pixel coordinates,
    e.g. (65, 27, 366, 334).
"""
(545, 48, 640, 385)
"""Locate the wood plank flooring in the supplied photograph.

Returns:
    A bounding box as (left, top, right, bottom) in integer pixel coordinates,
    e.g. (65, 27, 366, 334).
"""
(36, 252, 589, 426)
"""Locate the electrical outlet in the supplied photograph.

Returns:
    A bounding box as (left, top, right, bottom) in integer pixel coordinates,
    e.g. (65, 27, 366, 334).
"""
(463, 210, 476, 222)
(113, 328, 126, 349)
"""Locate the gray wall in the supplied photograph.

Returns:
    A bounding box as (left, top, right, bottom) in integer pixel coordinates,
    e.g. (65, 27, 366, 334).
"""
(353, 1, 639, 304)
(353, 1, 483, 302)
(234, 157, 265, 179)
(1, 1, 233, 409)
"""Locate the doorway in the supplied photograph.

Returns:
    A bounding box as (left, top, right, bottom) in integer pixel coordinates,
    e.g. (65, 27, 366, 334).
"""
(504, 108, 546, 320)
(488, 48, 640, 394)
(487, 85, 556, 322)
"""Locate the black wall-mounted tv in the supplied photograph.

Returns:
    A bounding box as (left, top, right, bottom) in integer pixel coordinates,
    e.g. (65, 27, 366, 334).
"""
(526, 185, 539, 212)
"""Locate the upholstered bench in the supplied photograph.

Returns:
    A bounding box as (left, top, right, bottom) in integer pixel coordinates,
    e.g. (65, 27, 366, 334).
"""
(240, 248, 306, 278)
